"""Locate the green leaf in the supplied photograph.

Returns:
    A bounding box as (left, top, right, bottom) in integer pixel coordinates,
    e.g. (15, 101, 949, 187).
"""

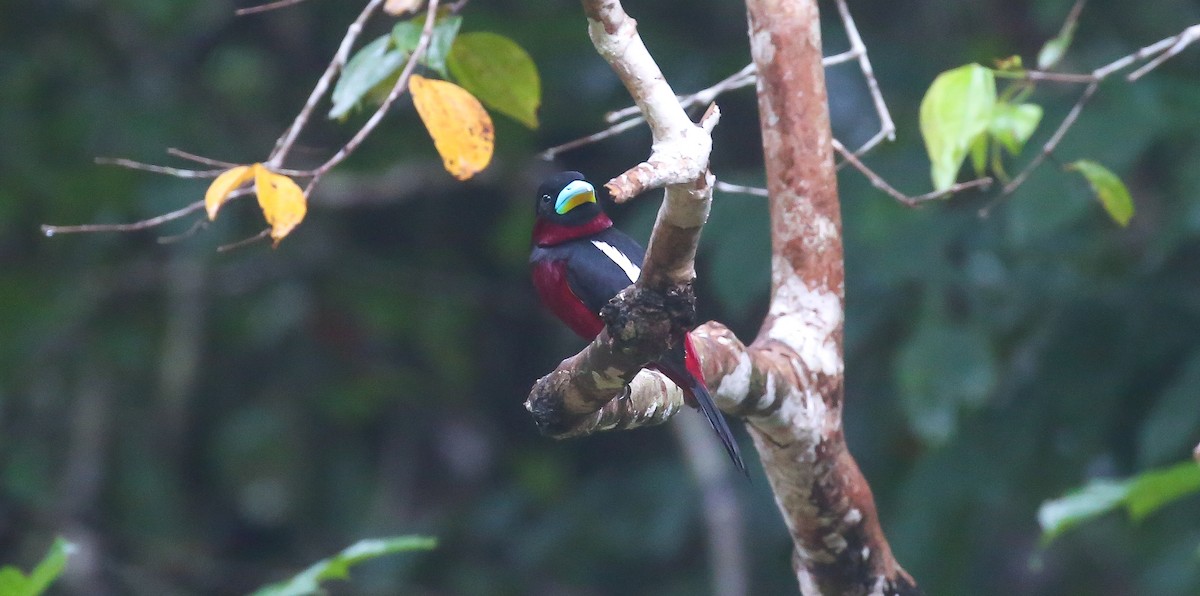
(329, 34, 407, 119)
(920, 64, 996, 191)
(0, 568, 28, 596)
(391, 18, 423, 54)
(0, 537, 75, 596)
(1038, 19, 1077, 70)
(988, 102, 1043, 155)
(250, 536, 436, 596)
(393, 15, 462, 77)
(1126, 461, 1200, 520)
(448, 32, 541, 129)
(24, 538, 73, 596)
(1038, 479, 1131, 544)
(1039, 462, 1200, 545)
(1065, 159, 1134, 226)
(969, 133, 988, 177)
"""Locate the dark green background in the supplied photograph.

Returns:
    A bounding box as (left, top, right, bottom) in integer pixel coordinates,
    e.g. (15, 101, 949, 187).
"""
(3, 0, 1199, 593)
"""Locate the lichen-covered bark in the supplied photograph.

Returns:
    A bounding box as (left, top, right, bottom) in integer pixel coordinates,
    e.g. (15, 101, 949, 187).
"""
(744, 0, 915, 593)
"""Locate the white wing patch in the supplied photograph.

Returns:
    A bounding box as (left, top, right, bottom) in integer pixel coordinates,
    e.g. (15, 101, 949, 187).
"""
(591, 240, 641, 283)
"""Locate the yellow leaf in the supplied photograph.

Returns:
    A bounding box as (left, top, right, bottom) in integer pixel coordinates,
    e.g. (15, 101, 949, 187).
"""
(253, 165, 307, 245)
(205, 165, 254, 220)
(408, 74, 494, 180)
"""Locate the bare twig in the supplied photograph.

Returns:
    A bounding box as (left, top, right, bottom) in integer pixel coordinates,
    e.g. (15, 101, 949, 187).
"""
(217, 228, 271, 252)
(834, 0, 894, 156)
(832, 139, 992, 206)
(540, 117, 645, 160)
(166, 148, 311, 177)
(551, 0, 897, 167)
(604, 63, 757, 125)
(156, 219, 209, 244)
(1127, 24, 1200, 81)
(42, 201, 207, 236)
(714, 180, 769, 197)
(93, 157, 225, 179)
(267, 0, 386, 167)
(1094, 24, 1199, 79)
(41, 187, 253, 237)
(165, 148, 241, 169)
(235, 0, 311, 16)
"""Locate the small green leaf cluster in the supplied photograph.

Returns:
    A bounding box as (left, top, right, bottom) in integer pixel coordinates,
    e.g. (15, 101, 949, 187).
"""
(920, 62, 1045, 191)
(918, 29, 1134, 226)
(330, 12, 540, 130)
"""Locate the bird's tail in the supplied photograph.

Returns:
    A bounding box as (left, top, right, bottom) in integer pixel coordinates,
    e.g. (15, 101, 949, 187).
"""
(655, 337, 748, 476)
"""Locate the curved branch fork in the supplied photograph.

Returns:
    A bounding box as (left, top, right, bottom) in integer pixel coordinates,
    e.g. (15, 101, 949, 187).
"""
(526, 284, 697, 436)
(525, 0, 719, 435)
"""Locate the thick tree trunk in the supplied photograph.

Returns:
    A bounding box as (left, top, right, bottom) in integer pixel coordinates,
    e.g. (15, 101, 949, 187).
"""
(526, 1, 919, 593)
(741, 1, 916, 593)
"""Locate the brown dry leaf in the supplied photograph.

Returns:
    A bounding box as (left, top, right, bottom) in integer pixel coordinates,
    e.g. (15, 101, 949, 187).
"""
(408, 74, 494, 180)
(205, 165, 255, 220)
(383, 0, 423, 15)
(253, 164, 307, 245)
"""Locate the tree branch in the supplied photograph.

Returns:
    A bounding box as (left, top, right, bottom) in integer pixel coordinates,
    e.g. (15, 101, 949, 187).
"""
(525, 1, 914, 593)
(833, 139, 992, 207)
(525, 0, 717, 434)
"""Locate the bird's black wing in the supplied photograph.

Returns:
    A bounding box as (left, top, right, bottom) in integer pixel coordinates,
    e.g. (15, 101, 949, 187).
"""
(563, 228, 646, 315)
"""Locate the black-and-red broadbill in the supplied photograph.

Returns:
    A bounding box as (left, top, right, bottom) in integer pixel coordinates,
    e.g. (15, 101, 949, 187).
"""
(529, 171, 746, 475)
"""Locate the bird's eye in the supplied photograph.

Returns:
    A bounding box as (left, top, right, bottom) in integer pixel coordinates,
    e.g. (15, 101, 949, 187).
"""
(541, 194, 552, 203)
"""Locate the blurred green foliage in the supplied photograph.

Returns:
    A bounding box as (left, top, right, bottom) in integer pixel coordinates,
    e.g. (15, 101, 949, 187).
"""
(2, 0, 1199, 594)
(0, 537, 73, 596)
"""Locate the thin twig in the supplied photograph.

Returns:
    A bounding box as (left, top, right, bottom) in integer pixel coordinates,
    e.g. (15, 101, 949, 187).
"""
(157, 219, 209, 244)
(267, 0, 387, 167)
(560, 1, 896, 162)
(217, 229, 271, 252)
(994, 80, 1099, 203)
(832, 139, 991, 207)
(166, 148, 311, 177)
(835, 0, 894, 156)
(1001, 70, 1098, 84)
(540, 118, 645, 160)
(165, 148, 240, 169)
(714, 180, 769, 197)
(42, 201, 207, 236)
(235, 0, 311, 16)
(94, 157, 226, 179)
(1127, 24, 1200, 81)
(605, 64, 756, 124)
(1094, 25, 1197, 79)
(301, 0, 440, 188)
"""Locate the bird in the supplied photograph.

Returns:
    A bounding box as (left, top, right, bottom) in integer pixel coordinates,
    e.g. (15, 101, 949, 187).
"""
(529, 171, 746, 475)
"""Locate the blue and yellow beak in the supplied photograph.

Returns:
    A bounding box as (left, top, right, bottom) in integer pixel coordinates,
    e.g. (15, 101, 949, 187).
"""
(554, 180, 596, 215)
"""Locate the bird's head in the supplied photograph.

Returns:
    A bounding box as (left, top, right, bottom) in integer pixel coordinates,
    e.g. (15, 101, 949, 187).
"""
(531, 171, 614, 246)
(534, 171, 602, 225)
